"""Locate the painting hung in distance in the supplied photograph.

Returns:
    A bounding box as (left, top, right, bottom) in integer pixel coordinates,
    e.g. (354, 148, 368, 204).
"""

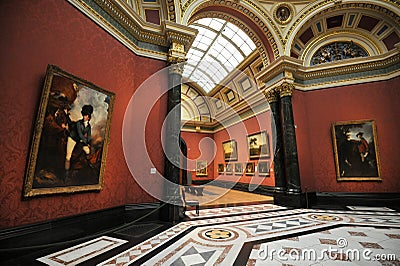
(222, 139, 238, 161)
(245, 162, 255, 176)
(247, 131, 270, 159)
(225, 163, 233, 175)
(257, 161, 270, 177)
(23, 65, 115, 197)
(332, 120, 381, 181)
(217, 163, 224, 174)
(234, 162, 243, 175)
(196, 160, 208, 177)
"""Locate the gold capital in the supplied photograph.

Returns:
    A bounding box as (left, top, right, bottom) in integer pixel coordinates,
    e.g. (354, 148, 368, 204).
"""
(264, 88, 279, 103)
(168, 61, 185, 75)
(277, 82, 294, 97)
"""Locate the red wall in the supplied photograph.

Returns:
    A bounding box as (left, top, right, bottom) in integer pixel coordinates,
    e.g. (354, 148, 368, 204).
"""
(214, 112, 275, 187)
(181, 132, 215, 182)
(0, 0, 167, 228)
(294, 78, 400, 192)
(182, 111, 275, 187)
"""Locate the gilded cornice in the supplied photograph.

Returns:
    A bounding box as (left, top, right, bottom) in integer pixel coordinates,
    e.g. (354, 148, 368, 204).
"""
(188, 0, 280, 60)
(163, 20, 198, 52)
(256, 56, 302, 84)
(67, 0, 197, 60)
(257, 47, 400, 91)
(95, 0, 168, 45)
(299, 49, 400, 81)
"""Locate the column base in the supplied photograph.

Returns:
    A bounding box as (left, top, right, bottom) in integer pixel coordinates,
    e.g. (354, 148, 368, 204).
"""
(274, 192, 316, 208)
(287, 188, 302, 194)
(273, 186, 287, 194)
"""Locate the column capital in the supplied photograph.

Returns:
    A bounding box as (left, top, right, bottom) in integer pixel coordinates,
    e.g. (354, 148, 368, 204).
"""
(276, 82, 295, 97)
(264, 88, 279, 103)
(167, 42, 186, 75)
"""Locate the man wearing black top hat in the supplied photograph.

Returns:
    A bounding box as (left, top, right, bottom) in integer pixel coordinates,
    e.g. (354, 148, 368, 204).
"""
(65, 104, 93, 171)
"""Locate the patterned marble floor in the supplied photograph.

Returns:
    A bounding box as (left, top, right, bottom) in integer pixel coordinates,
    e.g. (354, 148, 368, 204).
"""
(37, 205, 400, 265)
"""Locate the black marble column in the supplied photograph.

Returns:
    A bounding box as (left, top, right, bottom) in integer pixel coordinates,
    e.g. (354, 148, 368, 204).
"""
(265, 89, 286, 193)
(160, 63, 184, 223)
(278, 83, 301, 194)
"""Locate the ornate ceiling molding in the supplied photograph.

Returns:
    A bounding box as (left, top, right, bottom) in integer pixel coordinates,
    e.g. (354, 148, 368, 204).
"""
(167, 0, 177, 22)
(286, 0, 400, 55)
(186, 0, 280, 62)
(67, 0, 196, 60)
(189, 11, 271, 67)
(257, 46, 400, 91)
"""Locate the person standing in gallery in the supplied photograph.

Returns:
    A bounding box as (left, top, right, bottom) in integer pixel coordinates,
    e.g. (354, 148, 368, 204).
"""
(65, 104, 93, 171)
(356, 132, 369, 163)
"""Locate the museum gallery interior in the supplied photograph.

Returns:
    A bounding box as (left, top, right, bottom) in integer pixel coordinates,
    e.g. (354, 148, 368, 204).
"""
(1, 0, 400, 265)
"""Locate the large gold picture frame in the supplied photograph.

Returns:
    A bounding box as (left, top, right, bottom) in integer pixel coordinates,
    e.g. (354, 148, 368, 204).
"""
(247, 131, 270, 159)
(332, 120, 381, 181)
(222, 139, 238, 161)
(23, 65, 115, 197)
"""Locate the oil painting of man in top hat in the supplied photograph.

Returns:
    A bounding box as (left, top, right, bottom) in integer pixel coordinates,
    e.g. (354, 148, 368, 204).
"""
(24, 65, 114, 197)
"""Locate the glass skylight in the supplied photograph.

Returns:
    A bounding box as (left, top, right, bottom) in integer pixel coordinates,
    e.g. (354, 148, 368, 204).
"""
(183, 18, 256, 93)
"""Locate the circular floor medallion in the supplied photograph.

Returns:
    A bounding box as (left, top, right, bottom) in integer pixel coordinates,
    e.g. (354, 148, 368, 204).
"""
(199, 228, 238, 241)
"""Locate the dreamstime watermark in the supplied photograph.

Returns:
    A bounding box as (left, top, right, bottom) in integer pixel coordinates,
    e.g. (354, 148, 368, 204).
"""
(257, 237, 398, 262)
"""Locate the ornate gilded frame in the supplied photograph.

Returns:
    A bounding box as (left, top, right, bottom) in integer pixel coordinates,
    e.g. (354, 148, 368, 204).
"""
(195, 160, 208, 177)
(222, 139, 238, 162)
(23, 65, 115, 197)
(332, 120, 381, 181)
(247, 131, 270, 159)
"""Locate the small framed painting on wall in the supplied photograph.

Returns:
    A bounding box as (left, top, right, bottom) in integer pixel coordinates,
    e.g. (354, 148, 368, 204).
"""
(222, 139, 238, 161)
(245, 162, 255, 176)
(247, 131, 270, 159)
(196, 160, 208, 177)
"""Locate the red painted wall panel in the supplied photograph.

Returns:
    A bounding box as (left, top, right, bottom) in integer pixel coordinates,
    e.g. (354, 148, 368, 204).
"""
(180, 132, 215, 182)
(0, 0, 167, 228)
(182, 112, 275, 187)
(293, 78, 400, 192)
(213, 112, 275, 187)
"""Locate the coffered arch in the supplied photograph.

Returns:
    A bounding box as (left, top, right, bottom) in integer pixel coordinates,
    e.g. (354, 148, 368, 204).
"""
(181, 84, 213, 123)
(286, 0, 400, 65)
(181, 0, 283, 65)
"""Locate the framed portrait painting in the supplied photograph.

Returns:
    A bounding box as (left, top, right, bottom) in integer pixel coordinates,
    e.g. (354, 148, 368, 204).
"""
(23, 65, 115, 197)
(217, 163, 225, 174)
(257, 161, 270, 177)
(225, 163, 233, 175)
(196, 160, 208, 177)
(222, 139, 238, 161)
(234, 162, 243, 175)
(247, 131, 270, 159)
(332, 120, 381, 181)
(245, 162, 255, 176)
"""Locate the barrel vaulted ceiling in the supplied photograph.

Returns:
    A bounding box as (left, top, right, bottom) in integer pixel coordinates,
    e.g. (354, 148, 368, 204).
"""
(68, 0, 400, 131)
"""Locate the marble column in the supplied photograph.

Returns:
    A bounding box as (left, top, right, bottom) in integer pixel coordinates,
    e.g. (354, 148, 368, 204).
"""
(264, 88, 286, 193)
(277, 82, 301, 194)
(160, 58, 185, 223)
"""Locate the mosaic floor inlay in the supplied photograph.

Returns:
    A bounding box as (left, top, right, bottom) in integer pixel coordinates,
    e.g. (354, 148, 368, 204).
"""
(37, 204, 400, 265)
(37, 236, 128, 266)
(346, 206, 396, 212)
